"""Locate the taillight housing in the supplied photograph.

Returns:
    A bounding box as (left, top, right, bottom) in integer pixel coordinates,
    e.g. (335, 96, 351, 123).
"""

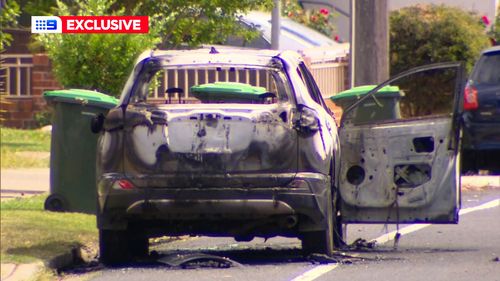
(296, 106, 320, 134)
(112, 179, 135, 190)
(463, 83, 478, 110)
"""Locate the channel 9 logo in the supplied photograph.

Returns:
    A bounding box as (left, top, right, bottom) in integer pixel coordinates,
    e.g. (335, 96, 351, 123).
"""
(31, 16, 62, 33)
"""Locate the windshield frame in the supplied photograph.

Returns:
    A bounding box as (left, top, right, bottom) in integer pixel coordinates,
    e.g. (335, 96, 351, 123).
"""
(122, 57, 294, 106)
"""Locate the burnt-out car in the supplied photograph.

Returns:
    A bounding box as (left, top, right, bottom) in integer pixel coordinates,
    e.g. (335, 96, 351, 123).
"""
(94, 48, 465, 265)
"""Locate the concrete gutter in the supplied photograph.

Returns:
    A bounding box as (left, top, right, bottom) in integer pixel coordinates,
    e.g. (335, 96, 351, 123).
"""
(462, 176, 500, 190)
(0, 245, 96, 281)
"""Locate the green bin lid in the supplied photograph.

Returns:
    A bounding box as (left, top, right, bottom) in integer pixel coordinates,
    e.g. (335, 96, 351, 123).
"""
(44, 89, 118, 107)
(191, 82, 268, 100)
(330, 85, 401, 101)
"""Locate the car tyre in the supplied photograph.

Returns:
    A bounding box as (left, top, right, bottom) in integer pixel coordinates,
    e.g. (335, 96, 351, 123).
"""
(128, 231, 149, 258)
(301, 188, 334, 256)
(332, 187, 344, 248)
(44, 194, 67, 212)
(99, 229, 148, 266)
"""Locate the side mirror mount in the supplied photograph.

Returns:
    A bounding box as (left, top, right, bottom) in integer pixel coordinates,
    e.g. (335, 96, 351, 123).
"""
(295, 106, 320, 134)
(91, 113, 105, 134)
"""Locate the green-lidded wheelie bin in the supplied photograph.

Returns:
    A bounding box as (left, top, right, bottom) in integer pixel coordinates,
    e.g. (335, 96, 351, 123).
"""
(43, 89, 118, 214)
(329, 85, 404, 124)
(191, 82, 272, 103)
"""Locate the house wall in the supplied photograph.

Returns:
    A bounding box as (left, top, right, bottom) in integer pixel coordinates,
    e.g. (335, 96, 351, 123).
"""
(1, 54, 61, 128)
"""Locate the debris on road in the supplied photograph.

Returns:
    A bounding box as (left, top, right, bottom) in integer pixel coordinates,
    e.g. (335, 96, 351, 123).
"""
(157, 253, 243, 269)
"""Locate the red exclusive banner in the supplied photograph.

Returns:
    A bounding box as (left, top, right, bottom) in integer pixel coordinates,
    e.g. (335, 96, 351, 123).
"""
(59, 16, 149, 33)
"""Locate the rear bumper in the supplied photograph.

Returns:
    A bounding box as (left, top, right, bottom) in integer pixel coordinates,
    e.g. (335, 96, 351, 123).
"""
(97, 172, 331, 237)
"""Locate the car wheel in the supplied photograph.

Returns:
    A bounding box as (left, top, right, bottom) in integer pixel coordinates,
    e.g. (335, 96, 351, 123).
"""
(331, 186, 344, 248)
(44, 194, 67, 212)
(99, 229, 148, 266)
(301, 188, 334, 256)
(128, 231, 149, 258)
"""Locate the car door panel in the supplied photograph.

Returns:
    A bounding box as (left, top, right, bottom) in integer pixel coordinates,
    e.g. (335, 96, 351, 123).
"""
(339, 117, 459, 223)
(338, 62, 464, 224)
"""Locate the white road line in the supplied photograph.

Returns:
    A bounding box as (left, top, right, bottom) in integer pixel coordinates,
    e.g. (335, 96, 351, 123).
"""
(373, 198, 500, 244)
(290, 264, 339, 281)
(289, 198, 500, 281)
(458, 199, 499, 215)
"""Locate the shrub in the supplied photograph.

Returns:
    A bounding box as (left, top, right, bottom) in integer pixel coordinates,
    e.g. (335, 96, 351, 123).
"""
(282, 0, 336, 38)
(390, 5, 491, 116)
(390, 4, 490, 74)
(0, 0, 20, 51)
(36, 0, 161, 97)
(488, 6, 500, 44)
(34, 109, 52, 127)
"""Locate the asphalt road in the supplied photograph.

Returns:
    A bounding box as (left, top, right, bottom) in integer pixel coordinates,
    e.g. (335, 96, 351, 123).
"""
(77, 187, 500, 281)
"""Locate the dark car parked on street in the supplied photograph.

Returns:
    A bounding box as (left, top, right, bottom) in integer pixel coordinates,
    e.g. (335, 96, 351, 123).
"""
(462, 46, 500, 174)
(93, 48, 465, 265)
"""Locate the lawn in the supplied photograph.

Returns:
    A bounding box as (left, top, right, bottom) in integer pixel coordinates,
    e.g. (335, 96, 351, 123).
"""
(0, 127, 51, 168)
(0, 194, 98, 264)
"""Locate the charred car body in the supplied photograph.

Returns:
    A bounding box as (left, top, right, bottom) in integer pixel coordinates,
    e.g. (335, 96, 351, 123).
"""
(94, 48, 464, 265)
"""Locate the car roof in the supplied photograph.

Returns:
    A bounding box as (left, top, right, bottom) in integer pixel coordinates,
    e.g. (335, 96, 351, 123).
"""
(482, 45, 500, 54)
(135, 47, 302, 67)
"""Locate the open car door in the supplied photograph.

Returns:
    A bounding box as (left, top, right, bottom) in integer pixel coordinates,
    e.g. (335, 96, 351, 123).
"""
(338, 62, 465, 224)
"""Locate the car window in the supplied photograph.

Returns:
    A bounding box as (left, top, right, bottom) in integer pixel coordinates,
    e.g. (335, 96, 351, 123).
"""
(297, 63, 322, 104)
(337, 65, 461, 125)
(471, 51, 500, 84)
(297, 63, 332, 113)
(129, 62, 292, 105)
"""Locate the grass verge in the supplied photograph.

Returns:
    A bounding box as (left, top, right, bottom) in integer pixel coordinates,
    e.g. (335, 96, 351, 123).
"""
(0, 194, 97, 264)
(0, 127, 51, 168)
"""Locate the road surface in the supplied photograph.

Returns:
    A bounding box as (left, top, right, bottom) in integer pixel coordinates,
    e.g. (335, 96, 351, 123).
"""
(68, 186, 500, 281)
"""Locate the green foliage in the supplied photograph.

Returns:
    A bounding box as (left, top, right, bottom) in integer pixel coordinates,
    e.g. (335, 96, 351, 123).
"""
(34, 109, 52, 127)
(0, 0, 21, 51)
(390, 5, 491, 116)
(36, 0, 161, 97)
(282, 0, 336, 37)
(35, 0, 272, 96)
(136, 0, 270, 48)
(16, 0, 58, 27)
(390, 5, 490, 74)
(488, 6, 500, 44)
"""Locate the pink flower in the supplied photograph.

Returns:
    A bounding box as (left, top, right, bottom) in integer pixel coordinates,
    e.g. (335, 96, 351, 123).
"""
(320, 8, 329, 16)
(334, 35, 339, 42)
(311, 15, 318, 22)
(482, 15, 490, 25)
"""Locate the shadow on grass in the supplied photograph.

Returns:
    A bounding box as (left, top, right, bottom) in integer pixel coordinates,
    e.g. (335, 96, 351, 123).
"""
(1, 142, 44, 150)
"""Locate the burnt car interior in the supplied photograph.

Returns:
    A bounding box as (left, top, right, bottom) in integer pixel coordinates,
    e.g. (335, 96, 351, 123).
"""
(338, 67, 460, 126)
(130, 62, 290, 105)
(337, 63, 463, 224)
